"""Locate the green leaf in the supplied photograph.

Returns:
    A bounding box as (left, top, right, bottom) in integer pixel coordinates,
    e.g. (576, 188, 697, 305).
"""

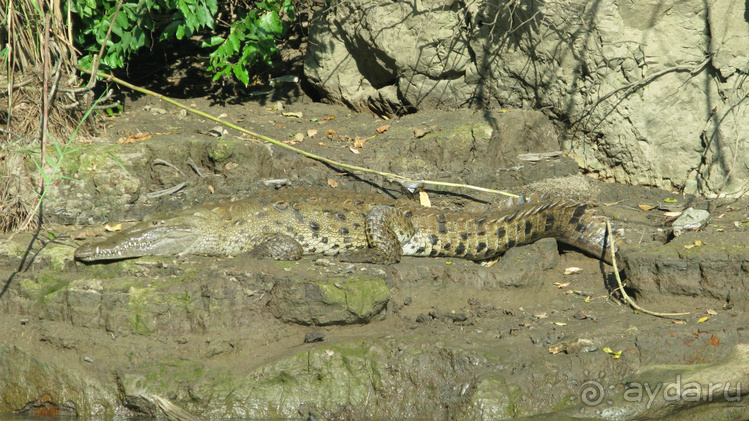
(201, 36, 224, 48)
(161, 20, 181, 40)
(232, 64, 250, 85)
(257, 11, 283, 35)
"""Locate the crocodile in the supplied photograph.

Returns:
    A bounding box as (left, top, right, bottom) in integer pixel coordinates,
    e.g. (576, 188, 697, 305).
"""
(74, 188, 618, 265)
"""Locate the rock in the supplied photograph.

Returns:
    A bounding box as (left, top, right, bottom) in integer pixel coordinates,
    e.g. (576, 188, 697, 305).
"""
(305, 0, 749, 196)
(532, 344, 749, 420)
(479, 238, 560, 289)
(304, 331, 325, 343)
(622, 232, 749, 308)
(0, 346, 120, 415)
(672, 207, 711, 236)
(268, 276, 390, 325)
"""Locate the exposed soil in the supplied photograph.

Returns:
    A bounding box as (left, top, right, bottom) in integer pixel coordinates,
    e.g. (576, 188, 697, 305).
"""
(2, 83, 749, 420)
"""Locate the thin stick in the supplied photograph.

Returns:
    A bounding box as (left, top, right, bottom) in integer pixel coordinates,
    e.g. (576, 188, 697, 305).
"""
(606, 219, 690, 318)
(78, 68, 520, 199)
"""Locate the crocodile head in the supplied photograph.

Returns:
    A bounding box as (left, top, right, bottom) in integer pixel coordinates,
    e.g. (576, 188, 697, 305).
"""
(74, 218, 199, 262)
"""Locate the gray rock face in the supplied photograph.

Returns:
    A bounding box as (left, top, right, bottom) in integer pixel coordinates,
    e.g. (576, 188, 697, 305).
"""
(305, 0, 749, 196)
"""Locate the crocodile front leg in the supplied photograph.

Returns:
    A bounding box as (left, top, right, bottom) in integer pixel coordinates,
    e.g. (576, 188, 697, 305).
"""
(249, 233, 305, 260)
(340, 205, 415, 264)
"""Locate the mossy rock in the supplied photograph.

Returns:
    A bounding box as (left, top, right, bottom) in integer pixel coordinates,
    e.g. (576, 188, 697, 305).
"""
(268, 275, 390, 325)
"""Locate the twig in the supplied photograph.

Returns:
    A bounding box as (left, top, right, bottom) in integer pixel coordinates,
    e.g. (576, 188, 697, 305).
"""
(605, 219, 690, 318)
(77, 69, 520, 199)
(146, 182, 188, 198)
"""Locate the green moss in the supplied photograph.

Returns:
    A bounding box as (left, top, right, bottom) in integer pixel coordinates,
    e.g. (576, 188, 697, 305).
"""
(20, 272, 70, 305)
(207, 140, 236, 162)
(132, 314, 152, 335)
(63, 144, 123, 177)
(127, 286, 153, 335)
(317, 282, 347, 307)
(341, 276, 389, 317)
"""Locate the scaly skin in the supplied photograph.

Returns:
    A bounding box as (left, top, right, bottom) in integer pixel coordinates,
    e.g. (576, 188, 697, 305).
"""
(74, 188, 617, 264)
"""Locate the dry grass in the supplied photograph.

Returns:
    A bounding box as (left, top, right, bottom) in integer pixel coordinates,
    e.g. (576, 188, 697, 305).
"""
(1, 0, 101, 232)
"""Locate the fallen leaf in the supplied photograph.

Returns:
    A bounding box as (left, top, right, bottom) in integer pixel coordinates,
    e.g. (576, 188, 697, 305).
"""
(709, 334, 721, 346)
(552, 322, 567, 326)
(324, 349, 334, 356)
(376, 124, 391, 133)
(218, 112, 228, 119)
(419, 191, 431, 207)
(282, 111, 303, 118)
(554, 282, 571, 288)
(533, 312, 548, 319)
(284, 133, 304, 144)
(706, 308, 718, 315)
(208, 185, 215, 194)
(638, 204, 655, 211)
(445, 261, 452, 265)
(603, 347, 622, 359)
(349, 146, 360, 154)
(352, 136, 366, 148)
(664, 198, 678, 203)
(105, 223, 122, 232)
(307, 129, 318, 138)
(563, 267, 582, 275)
(548, 343, 565, 354)
(323, 115, 335, 121)
(684, 240, 706, 249)
(327, 179, 338, 188)
(413, 128, 431, 138)
(72, 228, 98, 240)
(717, 212, 725, 219)
(663, 211, 682, 218)
(117, 131, 152, 144)
(325, 129, 337, 139)
(697, 316, 709, 323)
(672, 320, 687, 324)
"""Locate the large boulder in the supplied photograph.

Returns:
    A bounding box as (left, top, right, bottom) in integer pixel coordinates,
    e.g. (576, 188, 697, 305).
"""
(304, 0, 749, 196)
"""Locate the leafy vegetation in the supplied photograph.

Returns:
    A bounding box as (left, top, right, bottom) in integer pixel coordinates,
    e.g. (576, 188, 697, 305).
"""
(70, 0, 219, 71)
(203, 0, 295, 85)
(69, 0, 295, 84)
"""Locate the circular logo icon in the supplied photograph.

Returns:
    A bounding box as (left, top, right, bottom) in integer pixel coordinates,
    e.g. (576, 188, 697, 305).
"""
(580, 380, 605, 406)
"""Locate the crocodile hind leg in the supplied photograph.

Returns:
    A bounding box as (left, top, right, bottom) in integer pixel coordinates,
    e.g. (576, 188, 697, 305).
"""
(340, 205, 414, 264)
(248, 233, 304, 260)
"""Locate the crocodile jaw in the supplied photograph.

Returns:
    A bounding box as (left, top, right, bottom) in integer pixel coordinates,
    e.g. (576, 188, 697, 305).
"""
(74, 222, 199, 262)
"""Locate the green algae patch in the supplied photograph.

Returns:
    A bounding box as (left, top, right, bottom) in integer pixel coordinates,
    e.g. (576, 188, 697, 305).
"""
(268, 275, 390, 325)
(207, 140, 236, 162)
(461, 374, 525, 419)
(179, 341, 389, 419)
(340, 276, 390, 320)
(19, 272, 70, 305)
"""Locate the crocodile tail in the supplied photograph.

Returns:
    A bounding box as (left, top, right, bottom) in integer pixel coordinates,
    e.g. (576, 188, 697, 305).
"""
(550, 200, 617, 265)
